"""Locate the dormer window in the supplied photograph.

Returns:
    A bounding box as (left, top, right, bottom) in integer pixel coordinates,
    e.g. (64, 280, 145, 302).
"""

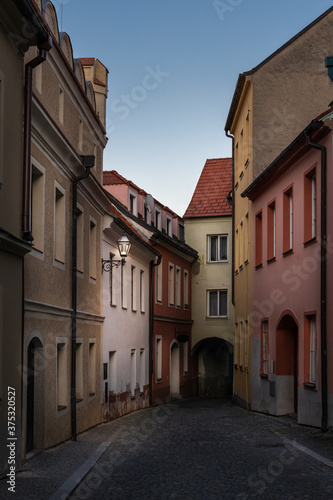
(155, 209, 161, 230)
(166, 216, 172, 237)
(129, 191, 137, 216)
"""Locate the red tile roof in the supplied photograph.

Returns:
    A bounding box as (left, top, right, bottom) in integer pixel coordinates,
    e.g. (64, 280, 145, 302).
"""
(183, 158, 232, 218)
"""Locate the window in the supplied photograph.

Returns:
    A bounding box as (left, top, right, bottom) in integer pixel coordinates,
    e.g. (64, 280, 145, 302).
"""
(235, 228, 239, 270)
(109, 351, 116, 393)
(129, 191, 137, 216)
(176, 266, 181, 308)
(234, 322, 239, 366)
(131, 265, 137, 311)
(89, 218, 97, 280)
(244, 213, 249, 264)
(131, 349, 136, 396)
(140, 270, 145, 312)
(168, 263, 175, 306)
(155, 209, 161, 230)
(88, 341, 96, 396)
(155, 259, 162, 303)
(267, 200, 276, 262)
(255, 211, 262, 268)
(207, 290, 227, 317)
(57, 341, 67, 410)
(184, 270, 189, 310)
(304, 168, 316, 243)
(156, 337, 162, 381)
(59, 86, 64, 124)
(54, 184, 65, 264)
(76, 204, 84, 273)
(261, 320, 269, 376)
(208, 235, 228, 262)
(121, 263, 127, 309)
(239, 221, 244, 267)
(76, 341, 83, 402)
(166, 217, 172, 237)
(304, 315, 316, 384)
(140, 348, 145, 392)
(31, 163, 45, 253)
(178, 224, 184, 241)
(183, 341, 188, 375)
(283, 187, 293, 254)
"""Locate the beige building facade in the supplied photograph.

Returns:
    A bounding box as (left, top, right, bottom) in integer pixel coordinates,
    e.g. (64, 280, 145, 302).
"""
(184, 159, 233, 397)
(22, 1, 108, 456)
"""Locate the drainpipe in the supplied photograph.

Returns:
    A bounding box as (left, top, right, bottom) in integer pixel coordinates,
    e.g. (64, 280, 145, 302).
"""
(71, 156, 95, 441)
(22, 43, 51, 241)
(306, 131, 327, 433)
(149, 254, 161, 406)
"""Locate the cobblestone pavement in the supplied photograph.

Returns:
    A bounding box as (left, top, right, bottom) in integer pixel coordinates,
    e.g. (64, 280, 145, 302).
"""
(1, 398, 333, 499)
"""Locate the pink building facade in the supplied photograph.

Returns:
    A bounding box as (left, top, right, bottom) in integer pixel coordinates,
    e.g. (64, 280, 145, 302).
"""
(243, 111, 333, 428)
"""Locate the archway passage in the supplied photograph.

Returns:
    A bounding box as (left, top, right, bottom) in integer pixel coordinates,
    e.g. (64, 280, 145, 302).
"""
(26, 337, 44, 453)
(193, 338, 233, 397)
(170, 342, 180, 399)
(276, 314, 298, 415)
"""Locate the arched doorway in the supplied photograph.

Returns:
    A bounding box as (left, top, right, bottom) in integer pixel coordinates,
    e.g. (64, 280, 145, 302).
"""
(26, 337, 44, 453)
(170, 342, 180, 399)
(276, 314, 298, 415)
(193, 338, 233, 397)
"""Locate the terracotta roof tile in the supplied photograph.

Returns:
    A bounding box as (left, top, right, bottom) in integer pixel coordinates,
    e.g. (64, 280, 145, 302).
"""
(183, 158, 232, 218)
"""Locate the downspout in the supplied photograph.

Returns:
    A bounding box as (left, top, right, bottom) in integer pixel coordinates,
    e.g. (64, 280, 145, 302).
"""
(149, 254, 161, 406)
(71, 156, 95, 441)
(306, 131, 327, 433)
(22, 43, 51, 241)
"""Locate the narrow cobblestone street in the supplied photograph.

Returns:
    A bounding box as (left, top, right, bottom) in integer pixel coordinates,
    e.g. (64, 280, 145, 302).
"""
(71, 398, 333, 500)
(2, 398, 333, 499)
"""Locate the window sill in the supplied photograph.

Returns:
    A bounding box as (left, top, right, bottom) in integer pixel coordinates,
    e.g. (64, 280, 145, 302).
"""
(244, 259, 249, 266)
(156, 378, 162, 383)
(76, 398, 83, 404)
(57, 405, 67, 412)
(255, 263, 263, 270)
(304, 382, 317, 390)
(235, 270, 239, 275)
(260, 373, 269, 380)
(183, 371, 189, 376)
(239, 264, 243, 271)
(283, 249, 293, 257)
(304, 237, 317, 247)
(239, 365, 244, 371)
(267, 257, 276, 264)
(89, 392, 95, 397)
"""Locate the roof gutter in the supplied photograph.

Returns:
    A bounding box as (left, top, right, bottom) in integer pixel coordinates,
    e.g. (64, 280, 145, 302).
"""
(225, 130, 235, 306)
(305, 130, 328, 433)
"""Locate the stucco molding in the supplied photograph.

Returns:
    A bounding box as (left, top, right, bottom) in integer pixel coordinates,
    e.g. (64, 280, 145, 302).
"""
(24, 299, 105, 323)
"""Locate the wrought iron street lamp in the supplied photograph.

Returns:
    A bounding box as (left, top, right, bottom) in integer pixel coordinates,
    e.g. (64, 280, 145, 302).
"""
(102, 232, 131, 272)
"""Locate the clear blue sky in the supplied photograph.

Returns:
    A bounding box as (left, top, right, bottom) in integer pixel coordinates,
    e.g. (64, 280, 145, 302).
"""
(55, 0, 333, 216)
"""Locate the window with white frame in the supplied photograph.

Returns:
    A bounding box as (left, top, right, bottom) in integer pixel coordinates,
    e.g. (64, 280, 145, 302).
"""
(131, 265, 137, 311)
(109, 351, 116, 393)
(156, 337, 162, 381)
(54, 183, 65, 264)
(121, 263, 127, 309)
(184, 270, 189, 310)
(168, 263, 175, 306)
(310, 316, 316, 384)
(176, 266, 181, 308)
(208, 235, 228, 262)
(207, 290, 227, 317)
(140, 270, 145, 312)
(156, 259, 162, 303)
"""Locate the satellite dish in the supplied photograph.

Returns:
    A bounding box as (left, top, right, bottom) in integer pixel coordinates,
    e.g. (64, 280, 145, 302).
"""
(145, 194, 154, 213)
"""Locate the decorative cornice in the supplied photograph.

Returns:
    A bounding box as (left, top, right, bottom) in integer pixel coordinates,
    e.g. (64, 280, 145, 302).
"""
(24, 299, 105, 323)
